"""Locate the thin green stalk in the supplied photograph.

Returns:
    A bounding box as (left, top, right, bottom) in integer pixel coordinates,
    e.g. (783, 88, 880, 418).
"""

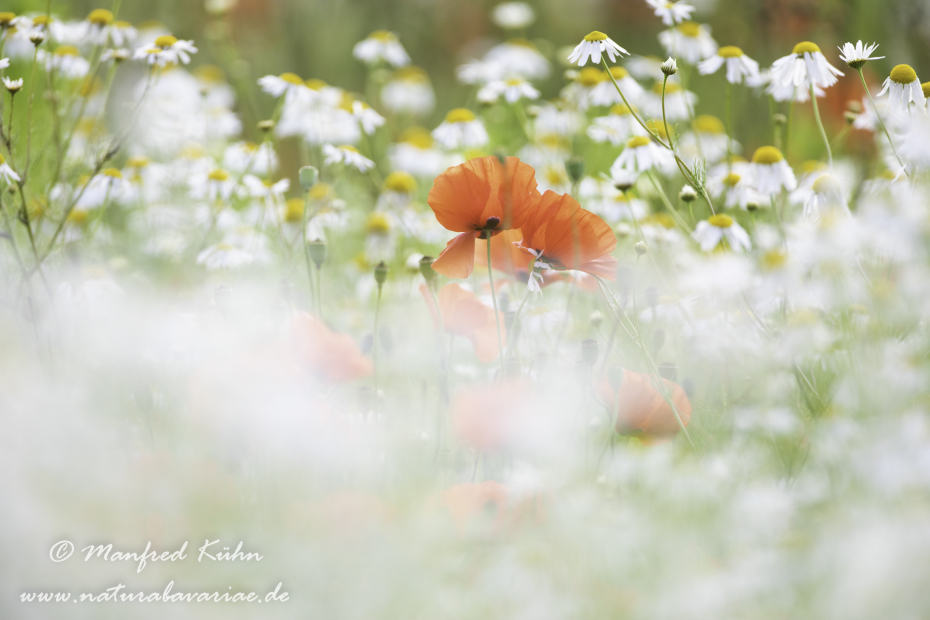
(725, 80, 733, 171)
(858, 67, 908, 179)
(809, 84, 833, 168)
(486, 234, 505, 378)
(301, 194, 316, 311)
(373, 285, 383, 411)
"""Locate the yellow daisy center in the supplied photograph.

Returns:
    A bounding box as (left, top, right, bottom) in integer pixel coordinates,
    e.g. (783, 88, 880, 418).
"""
(103, 168, 122, 178)
(922, 82, 930, 98)
(678, 21, 701, 37)
(32, 15, 51, 26)
(890, 64, 917, 85)
(0, 154, 5, 164)
(609, 67, 629, 79)
(627, 136, 651, 149)
(694, 114, 725, 134)
(652, 81, 681, 94)
(578, 67, 606, 86)
(384, 171, 417, 194)
(445, 108, 476, 123)
(208, 169, 230, 181)
(154, 35, 178, 48)
(610, 103, 633, 116)
(812, 174, 841, 194)
(0, 13, 15, 26)
(369, 30, 397, 42)
(279, 72, 303, 85)
(584, 31, 608, 42)
(401, 126, 433, 148)
(708, 214, 733, 228)
(195, 64, 226, 84)
(309, 182, 333, 200)
(752, 146, 784, 164)
(723, 172, 741, 187)
(395, 66, 429, 83)
(763, 249, 787, 270)
(55, 45, 80, 57)
(305, 78, 328, 90)
(792, 41, 821, 55)
(284, 198, 305, 223)
(339, 145, 360, 153)
(718, 46, 743, 58)
(126, 156, 149, 168)
(88, 9, 113, 26)
(367, 213, 391, 234)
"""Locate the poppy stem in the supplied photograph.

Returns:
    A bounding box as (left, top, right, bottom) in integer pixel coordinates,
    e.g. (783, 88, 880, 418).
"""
(486, 234, 506, 378)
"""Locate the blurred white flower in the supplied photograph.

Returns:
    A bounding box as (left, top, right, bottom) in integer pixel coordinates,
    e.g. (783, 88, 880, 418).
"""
(323, 144, 375, 172)
(491, 2, 536, 29)
(432, 109, 489, 150)
(353, 30, 410, 67)
(692, 214, 751, 252)
(568, 31, 629, 67)
(697, 46, 759, 84)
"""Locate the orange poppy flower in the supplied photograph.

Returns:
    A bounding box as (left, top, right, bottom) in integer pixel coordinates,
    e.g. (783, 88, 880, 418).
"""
(419, 283, 505, 363)
(596, 368, 691, 442)
(515, 190, 618, 280)
(450, 379, 533, 452)
(291, 313, 373, 383)
(435, 481, 546, 532)
(427, 156, 541, 279)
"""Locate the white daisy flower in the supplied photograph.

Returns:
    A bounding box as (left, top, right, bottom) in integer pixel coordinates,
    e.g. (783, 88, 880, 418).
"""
(767, 79, 826, 103)
(352, 30, 410, 68)
(485, 39, 550, 80)
(646, 0, 695, 26)
(533, 104, 584, 137)
(365, 212, 397, 261)
(697, 46, 760, 84)
(0, 154, 21, 186)
(381, 67, 436, 116)
(323, 144, 375, 172)
(243, 175, 289, 205)
(257, 72, 307, 99)
(768, 41, 843, 93)
(590, 190, 649, 222)
(376, 171, 418, 212)
(802, 173, 849, 219)
(658, 22, 717, 64)
(39, 46, 90, 79)
(878, 64, 926, 117)
(641, 80, 697, 122)
(0, 57, 9, 70)
(109, 20, 137, 48)
(560, 67, 609, 110)
(75, 168, 129, 209)
(455, 59, 506, 85)
(587, 104, 648, 145)
(750, 146, 797, 195)
(679, 114, 738, 165)
(388, 127, 448, 177)
(432, 108, 489, 150)
(352, 101, 386, 135)
(133, 35, 197, 67)
(100, 48, 130, 63)
(2, 77, 23, 93)
(491, 2, 536, 29)
(477, 77, 540, 104)
(625, 56, 666, 81)
(223, 141, 279, 176)
(568, 31, 629, 67)
(692, 214, 751, 252)
(589, 66, 646, 106)
(610, 136, 676, 175)
(196, 242, 257, 270)
(838, 40, 883, 70)
(707, 171, 763, 210)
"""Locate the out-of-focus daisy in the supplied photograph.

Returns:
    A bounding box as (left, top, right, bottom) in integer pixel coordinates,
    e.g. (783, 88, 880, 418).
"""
(625, 56, 666, 81)
(0, 57, 9, 70)
(838, 41, 883, 70)
(0, 154, 21, 186)
(109, 20, 137, 48)
(432, 108, 489, 150)
(196, 242, 257, 270)
(641, 80, 697, 122)
(646, 0, 695, 26)
(1, 76, 22, 93)
(491, 2, 536, 29)
(561, 67, 608, 109)
(533, 103, 584, 137)
(323, 144, 375, 172)
(679, 114, 737, 165)
(352, 30, 410, 68)
(477, 77, 540, 104)
(587, 104, 648, 145)
(568, 31, 629, 67)
(456, 58, 505, 85)
(244, 175, 289, 209)
(485, 39, 550, 80)
(708, 171, 762, 210)
(376, 171, 418, 211)
(39, 46, 90, 79)
(352, 100, 386, 135)
(769, 41, 843, 94)
(589, 66, 646, 106)
(365, 212, 397, 261)
(191, 168, 237, 203)
(878, 64, 926, 116)
(802, 173, 849, 219)
(133, 34, 197, 67)
(692, 214, 751, 252)
(697, 46, 759, 84)
(658, 22, 717, 64)
(381, 67, 435, 116)
(590, 190, 649, 222)
(750, 146, 797, 195)
(258, 72, 307, 99)
(223, 141, 279, 176)
(388, 126, 448, 177)
(76, 168, 128, 209)
(100, 48, 130, 63)
(610, 135, 675, 175)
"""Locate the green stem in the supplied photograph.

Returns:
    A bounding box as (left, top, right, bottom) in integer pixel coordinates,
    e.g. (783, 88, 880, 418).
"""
(809, 84, 833, 168)
(486, 233, 505, 377)
(858, 67, 908, 179)
(373, 285, 382, 411)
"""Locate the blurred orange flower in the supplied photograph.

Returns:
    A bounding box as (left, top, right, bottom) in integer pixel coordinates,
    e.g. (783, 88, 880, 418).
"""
(516, 190, 618, 280)
(419, 283, 505, 363)
(291, 313, 373, 383)
(450, 379, 532, 452)
(427, 156, 541, 278)
(597, 368, 691, 442)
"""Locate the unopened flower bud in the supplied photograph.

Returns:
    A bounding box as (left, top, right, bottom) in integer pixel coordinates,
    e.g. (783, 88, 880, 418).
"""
(661, 57, 678, 76)
(29, 31, 46, 45)
(847, 100, 863, 114)
(590, 310, 603, 329)
(258, 119, 275, 132)
(679, 185, 697, 202)
(843, 111, 858, 124)
(634, 241, 648, 256)
(299, 165, 318, 191)
(374, 261, 388, 288)
(773, 113, 787, 126)
(308, 238, 326, 268)
(565, 156, 585, 184)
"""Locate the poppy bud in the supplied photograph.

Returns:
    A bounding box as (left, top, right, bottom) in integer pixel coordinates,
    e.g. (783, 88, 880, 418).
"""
(565, 156, 585, 185)
(679, 185, 697, 202)
(214, 285, 232, 315)
(581, 339, 599, 365)
(308, 239, 326, 268)
(419, 255, 438, 282)
(299, 165, 319, 191)
(634, 241, 648, 256)
(374, 261, 388, 288)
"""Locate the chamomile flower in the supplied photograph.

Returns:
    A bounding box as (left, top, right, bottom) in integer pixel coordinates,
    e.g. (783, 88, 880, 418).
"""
(838, 41, 883, 70)
(223, 141, 279, 176)
(750, 146, 797, 195)
(561, 67, 608, 109)
(257, 72, 307, 99)
(432, 108, 489, 150)
(243, 175, 290, 209)
(323, 144, 375, 172)
(658, 22, 718, 64)
(39, 46, 90, 79)
(352, 30, 410, 68)
(133, 35, 197, 67)
(477, 77, 540, 104)
(697, 46, 760, 84)
(587, 104, 648, 145)
(679, 114, 737, 165)
(692, 214, 751, 252)
(0, 57, 8, 70)
(568, 31, 629, 67)
(100, 48, 130, 63)
(352, 101, 386, 135)
(641, 80, 697, 122)
(802, 173, 849, 219)
(108, 20, 137, 48)
(191, 168, 238, 203)
(381, 67, 436, 116)
(76, 168, 128, 209)
(0, 154, 21, 186)
(646, 0, 695, 26)
(365, 212, 397, 261)
(878, 64, 926, 116)
(491, 2, 536, 30)
(589, 66, 646, 106)
(3, 77, 23, 93)
(708, 171, 763, 210)
(485, 39, 550, 80)
(611, 135, 675, 175)
(376, 171, 418, 212)
(196, 242, 257, 270)
(769, 41, 843, 93)
(388, 127, 448, 177)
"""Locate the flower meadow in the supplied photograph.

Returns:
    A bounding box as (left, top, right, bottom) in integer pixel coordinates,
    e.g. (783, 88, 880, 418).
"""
(4, 0, 930, 618)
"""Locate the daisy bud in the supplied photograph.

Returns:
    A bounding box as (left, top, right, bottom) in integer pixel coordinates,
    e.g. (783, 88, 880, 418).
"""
(772, 113, 787, 126)
(581, 339, 599, 365)
(746, 199, 760, 212)
(847, 100, 863, 114)
(615, 223, 633, 239)
(258, 119, 275, 132)
(29, 31, 46, 45)
(374, 261, 389, 288)
(299, 165, 319, 190)
(565, 156, 585, 185)
(419, 255, 437, 282)
(634, 241, 648, 256)
(214, 285, 232, 315)
(679, 185, 697, 202)
(661, 57, 678, 77)
(657, 361, 678, 381)
(843, 111, 858, 124)
(308, 239, 327, 268)
(590, 311, 604, 329)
